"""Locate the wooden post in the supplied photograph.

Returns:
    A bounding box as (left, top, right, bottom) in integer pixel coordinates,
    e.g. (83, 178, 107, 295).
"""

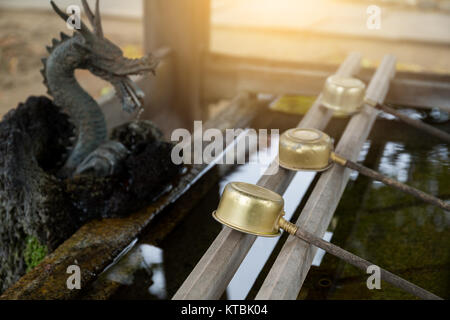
(143, 0, 211, 130)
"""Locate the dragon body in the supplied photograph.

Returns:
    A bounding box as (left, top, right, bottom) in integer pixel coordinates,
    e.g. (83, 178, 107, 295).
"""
(43, 0, 158, 176)
(43, 32, 108, 171)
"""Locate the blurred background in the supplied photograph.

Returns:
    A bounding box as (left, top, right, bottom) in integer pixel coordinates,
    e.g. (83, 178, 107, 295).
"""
(0, 0, 449, 118)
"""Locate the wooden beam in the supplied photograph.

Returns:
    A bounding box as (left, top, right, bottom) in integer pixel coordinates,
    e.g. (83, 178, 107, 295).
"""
(172, 53, 362, 300)
(203, 53, 331, 105)
(143, 0, 211, 129)
(255, 55, 397, 300)
(204, 53, 450, 111)
(387, 76, 450, 112)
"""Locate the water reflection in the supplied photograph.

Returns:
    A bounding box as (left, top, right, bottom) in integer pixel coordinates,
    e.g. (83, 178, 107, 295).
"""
(141, 245, 166, 299)
(377, 142, 411, 183)
(102, 244, 168, 299)
(301, 118, 450, 300)
(88, 108, 449, 300)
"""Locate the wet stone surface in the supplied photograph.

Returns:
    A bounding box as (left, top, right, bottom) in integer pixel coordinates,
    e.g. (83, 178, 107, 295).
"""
(0, 96, 182, 294)
(0, 93, 260, 300)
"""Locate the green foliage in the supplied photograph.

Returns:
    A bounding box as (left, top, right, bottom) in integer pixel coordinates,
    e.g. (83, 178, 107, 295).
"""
(24, 236, 47, 272)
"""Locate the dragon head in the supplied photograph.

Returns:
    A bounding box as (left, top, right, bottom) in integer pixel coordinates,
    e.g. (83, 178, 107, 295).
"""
(50, 0, 159, 113)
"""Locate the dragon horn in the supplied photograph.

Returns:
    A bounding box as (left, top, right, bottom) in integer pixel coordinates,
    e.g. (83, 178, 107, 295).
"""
(95, 0, 104, 38)
(81, 0, 104, 38)
(50, 1, 94, 42)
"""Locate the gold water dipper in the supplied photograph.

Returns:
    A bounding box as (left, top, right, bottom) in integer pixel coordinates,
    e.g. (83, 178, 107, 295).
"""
(213, 182, 442, 300)
(278, 128, 449, 211)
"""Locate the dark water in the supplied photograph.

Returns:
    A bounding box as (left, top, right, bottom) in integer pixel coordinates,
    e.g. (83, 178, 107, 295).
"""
(300, 110, 450, 300)
(89, 106, 449, 300)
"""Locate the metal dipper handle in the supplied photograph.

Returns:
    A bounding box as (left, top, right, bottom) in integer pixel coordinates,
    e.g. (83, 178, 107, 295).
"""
(330, 153, 450, 211)
(278, 217, 443, 300)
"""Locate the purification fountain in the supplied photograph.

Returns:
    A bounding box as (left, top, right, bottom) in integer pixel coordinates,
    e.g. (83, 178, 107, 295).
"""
(0, 0, 182, 293)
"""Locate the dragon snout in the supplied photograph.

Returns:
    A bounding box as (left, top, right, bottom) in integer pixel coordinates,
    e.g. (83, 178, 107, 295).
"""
(134, 54, 159, 74)
(114, 55, 159, 113)
(117, 54, 159, 76)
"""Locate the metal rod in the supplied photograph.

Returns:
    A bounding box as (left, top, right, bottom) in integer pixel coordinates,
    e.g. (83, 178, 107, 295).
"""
(331, 153, 450, 211)
(345, 158, 450, 211)
(376, 103, 450, 144)
(278, 219, 443, 300)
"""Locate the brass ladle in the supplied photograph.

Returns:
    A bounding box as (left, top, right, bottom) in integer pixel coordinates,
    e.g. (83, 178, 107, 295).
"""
(278, 128, 449, 211)
(213, 182, 442, 300)
(321, 75, 450, 143)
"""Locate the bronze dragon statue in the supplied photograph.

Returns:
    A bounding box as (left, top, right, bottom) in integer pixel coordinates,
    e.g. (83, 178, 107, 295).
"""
(44, 0, 159, 177)
(0, 0, 181, 293)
